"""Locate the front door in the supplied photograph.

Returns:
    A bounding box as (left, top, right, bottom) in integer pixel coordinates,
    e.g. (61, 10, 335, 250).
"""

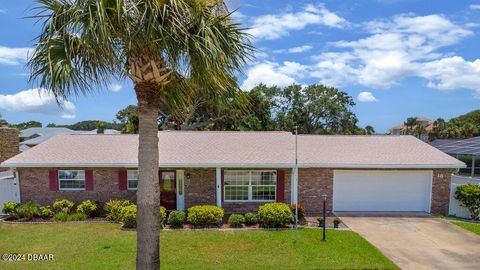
(160, 171, 176, 210)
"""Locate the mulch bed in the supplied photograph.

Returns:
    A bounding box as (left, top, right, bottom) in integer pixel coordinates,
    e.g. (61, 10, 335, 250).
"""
(2, 216, 109, 224)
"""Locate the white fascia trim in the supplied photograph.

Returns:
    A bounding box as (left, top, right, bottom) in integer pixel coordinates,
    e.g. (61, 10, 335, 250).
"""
(1, 162, 466, 169)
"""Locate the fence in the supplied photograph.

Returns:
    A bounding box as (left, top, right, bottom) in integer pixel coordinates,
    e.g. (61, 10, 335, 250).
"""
(449, 175, 480, 218)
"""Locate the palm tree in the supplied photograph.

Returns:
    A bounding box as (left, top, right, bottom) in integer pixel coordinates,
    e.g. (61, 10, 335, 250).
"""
(28, 1, 252, 269)
(365, 125, 375, 135)
(404, 117, 418, 135)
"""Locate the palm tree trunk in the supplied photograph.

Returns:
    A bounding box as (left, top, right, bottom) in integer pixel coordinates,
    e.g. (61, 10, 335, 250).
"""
(135, 82, 161, 270)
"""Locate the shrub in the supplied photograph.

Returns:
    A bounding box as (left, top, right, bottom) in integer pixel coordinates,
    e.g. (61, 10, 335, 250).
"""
(333, 217, 342, 228)
(54, 212, 87, 222)
(160, 206, 167, 225)
(53, 199, 74, 214)
(228, 214, 245, 228)
(455, 184, 480, 220)
(258, 203, 291, 228)
(104, 200, 134, 222)
(187, 205, 224, 227)
(39, 206, 54, 218)
(168, 210, 186, 228)
(316, 217, 324, 227)
(76, 200, 98, 217)
(2, 202, 18, 215)
(244, 212, 258, 226)
(120, 205, 137, 228)
(290, 204, 306, 223)
(15, 202, 41, 220)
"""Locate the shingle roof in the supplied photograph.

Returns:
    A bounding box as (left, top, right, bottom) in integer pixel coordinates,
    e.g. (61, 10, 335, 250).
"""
(1, 131, 464, 169)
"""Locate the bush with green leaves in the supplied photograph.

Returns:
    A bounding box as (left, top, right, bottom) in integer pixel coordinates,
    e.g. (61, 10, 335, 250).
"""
(160, 206, 167, 224)
(168, 210, 186, 228)
(2, 202, 18, 215)
(187, 205, 224, 227)
(258, 203, 291, 228)
(53, 199, 75, 214)
(54, 212, 87, 222)
(39, 206, 54, 218)
(244, 212, 258, 226)
(76, 200, 98, 217)
(228, 214, 245, 228)
(15, 202, 41, 220)
(120, 205, 137, 228)
(104, 200, 134, 222)
(455, 184, 480, 220)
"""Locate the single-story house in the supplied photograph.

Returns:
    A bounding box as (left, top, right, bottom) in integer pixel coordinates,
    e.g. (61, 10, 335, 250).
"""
(0, 131, 465, 215)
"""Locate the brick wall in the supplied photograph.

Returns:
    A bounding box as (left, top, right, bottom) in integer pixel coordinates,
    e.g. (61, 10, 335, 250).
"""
(297, 168, 333, 216)
(0, 127, 19, 171)
(431, 169, 454, 214)
(184, 169, 216, 209)
(19, 168, 136, 205)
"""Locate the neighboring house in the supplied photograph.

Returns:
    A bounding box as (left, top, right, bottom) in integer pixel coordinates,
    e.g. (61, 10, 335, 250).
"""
(19, 127, 121, 152)
(389, 117, 433, 141)
(0, 131, 465, 215)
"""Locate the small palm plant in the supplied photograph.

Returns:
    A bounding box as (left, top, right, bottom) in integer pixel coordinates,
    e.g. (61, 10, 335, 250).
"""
(28, 0, 252, 268)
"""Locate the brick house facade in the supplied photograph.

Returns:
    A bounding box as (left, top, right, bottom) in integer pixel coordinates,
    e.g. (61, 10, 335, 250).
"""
(17, 167, 453, 215)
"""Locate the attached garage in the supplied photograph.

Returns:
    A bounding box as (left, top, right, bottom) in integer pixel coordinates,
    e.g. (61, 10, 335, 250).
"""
(333, 170, 432, 212)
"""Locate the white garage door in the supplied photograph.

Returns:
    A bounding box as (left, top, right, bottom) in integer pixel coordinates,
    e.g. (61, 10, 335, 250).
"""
(333, 170, 432, 212)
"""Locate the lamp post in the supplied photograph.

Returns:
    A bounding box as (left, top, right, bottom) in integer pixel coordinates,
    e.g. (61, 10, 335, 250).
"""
(322, 193, 327, 241)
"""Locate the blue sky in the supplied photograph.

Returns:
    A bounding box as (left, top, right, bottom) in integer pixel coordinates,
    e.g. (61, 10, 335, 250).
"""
(0, 0, 479, 132)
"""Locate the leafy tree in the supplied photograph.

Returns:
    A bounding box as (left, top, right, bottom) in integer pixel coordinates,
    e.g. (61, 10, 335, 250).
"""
(403, 117, 418, 135)
(97, 121, 106, 134)
(115, 105, 139, 134)
(455, 184, 480, 220)
(0, 112, 8, 126)
(28, 1, 251, 269)
(365, 125, 375, 135)
(9, 121, 42, 130)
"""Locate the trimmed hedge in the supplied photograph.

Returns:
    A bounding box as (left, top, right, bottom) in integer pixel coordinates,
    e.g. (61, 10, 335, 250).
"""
(455, 184, 480, 220)
(187, 205, 224, 227)
(104, 200, 134, 222)
(53, 199, 74, 214)
(228, 214, 245, 228)
(258, 203, 291, 228)
(77, 200, 98, 217)
(120, 205, 137, 228)
(2, 202, 18, 215)
(168, 211, 186, 228)
(244, 212, 258, 226)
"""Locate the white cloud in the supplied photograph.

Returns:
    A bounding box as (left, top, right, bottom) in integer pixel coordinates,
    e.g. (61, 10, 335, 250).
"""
(419, 56, 480, 93)
(0, 88, 76, 119)
(0, 45, 32, 65)
(357, 92, 378, 102)
(109, 83, 122, 92)
(470, 4, 480, 10)
(309, 14, 479, 95)
(241, 62, 296, 90)
(247, 3, 347, 40)
(288, 45, 313, 53)
(273, 45, 313, 54)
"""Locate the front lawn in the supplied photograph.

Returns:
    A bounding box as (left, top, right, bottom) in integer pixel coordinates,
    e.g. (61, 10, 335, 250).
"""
(452, 221, 480, 235)
(0, 223, 397, 270)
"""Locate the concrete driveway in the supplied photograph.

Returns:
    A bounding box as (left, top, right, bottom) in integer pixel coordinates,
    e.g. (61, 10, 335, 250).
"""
(338, 213, 480, 270)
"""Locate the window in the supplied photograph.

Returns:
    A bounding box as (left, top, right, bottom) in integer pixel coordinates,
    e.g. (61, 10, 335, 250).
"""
(127, 170, 139, 190)
(224, 170, 276, 202)
(58, 170, 85, 190)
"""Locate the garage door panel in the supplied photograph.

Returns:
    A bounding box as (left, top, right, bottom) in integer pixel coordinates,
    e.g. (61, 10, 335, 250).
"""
(333, 171, 432, 212)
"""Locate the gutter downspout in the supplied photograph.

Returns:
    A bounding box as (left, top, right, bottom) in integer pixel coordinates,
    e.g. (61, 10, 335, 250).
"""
(294, 127, 299, 229)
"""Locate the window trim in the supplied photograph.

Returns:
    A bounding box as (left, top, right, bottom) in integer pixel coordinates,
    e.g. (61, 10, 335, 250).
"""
(58, 170, 86, 191)
(127, 169, 139, 191)
(223, 170, 277, 202)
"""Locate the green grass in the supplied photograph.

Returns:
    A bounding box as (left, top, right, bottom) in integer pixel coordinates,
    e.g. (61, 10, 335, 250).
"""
(452, 221, 480, 235)
(0, 222, 398, 270)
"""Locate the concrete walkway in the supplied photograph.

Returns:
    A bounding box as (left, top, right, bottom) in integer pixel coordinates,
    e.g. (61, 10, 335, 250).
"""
(338, 214, 480, 270)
